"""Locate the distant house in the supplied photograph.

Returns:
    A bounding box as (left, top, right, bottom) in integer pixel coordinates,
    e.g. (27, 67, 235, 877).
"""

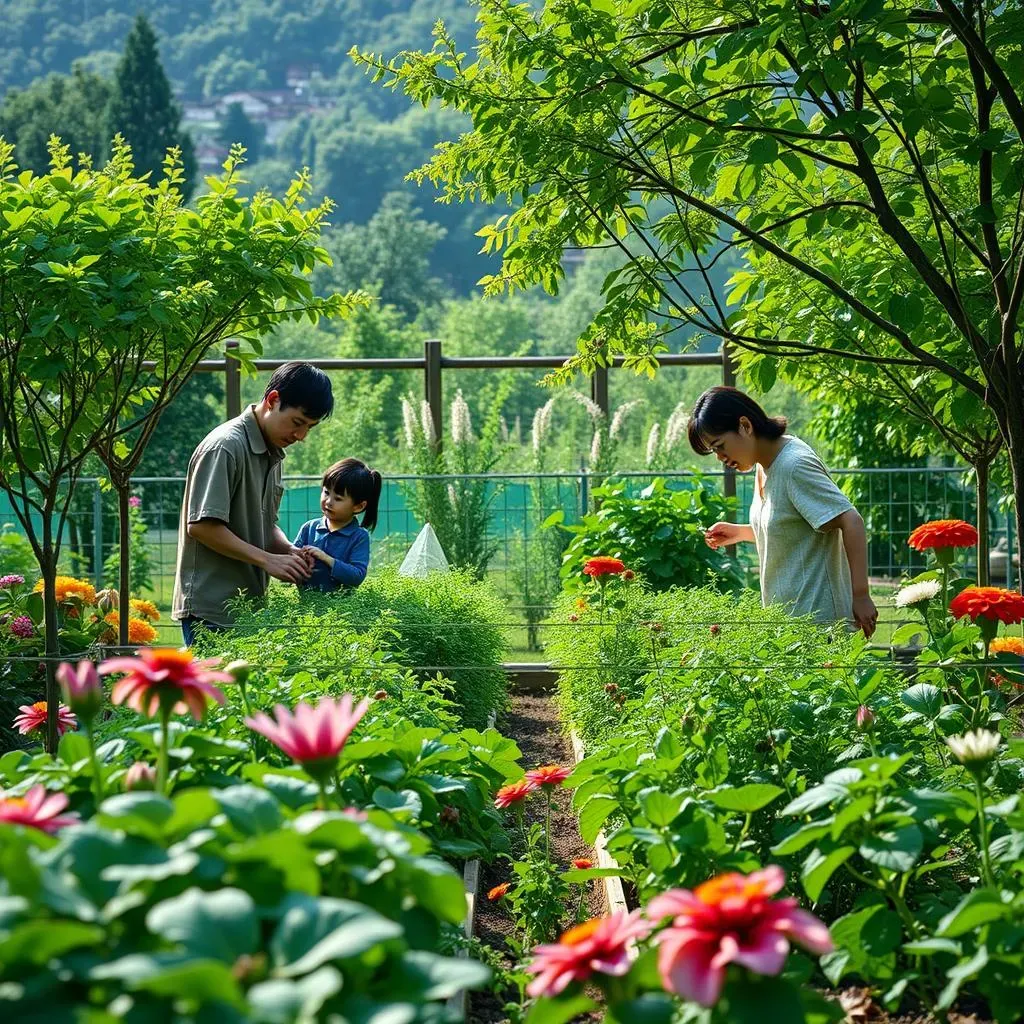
(181, 99, 219, 124)
(286, 63, 320, 90)
(219, 91, 275, 119)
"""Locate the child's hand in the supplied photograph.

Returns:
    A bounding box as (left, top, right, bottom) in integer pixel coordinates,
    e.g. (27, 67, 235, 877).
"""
(302, 545, 331, 565)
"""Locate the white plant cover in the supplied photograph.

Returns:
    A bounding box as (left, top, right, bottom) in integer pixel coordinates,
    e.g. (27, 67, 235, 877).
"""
(398, 523, 450, 578)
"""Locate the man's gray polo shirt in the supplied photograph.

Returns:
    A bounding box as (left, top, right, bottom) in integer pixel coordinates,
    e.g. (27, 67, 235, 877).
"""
(172, 406, 285, 626)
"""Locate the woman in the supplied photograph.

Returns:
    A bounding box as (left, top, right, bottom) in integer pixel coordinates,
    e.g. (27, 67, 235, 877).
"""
(689, 387, 877, 637)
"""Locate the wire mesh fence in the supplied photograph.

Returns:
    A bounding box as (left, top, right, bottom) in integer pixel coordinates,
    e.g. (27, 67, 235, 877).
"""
(6, 466, 1013, 630)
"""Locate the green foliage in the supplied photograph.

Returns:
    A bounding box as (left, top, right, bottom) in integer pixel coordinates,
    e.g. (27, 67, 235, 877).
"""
(104, 15, 196, 200)
(555, 478, 746, 593)
(102, 497, 154, 595)
(0, 524, 38, 583)
(218, 101, 265, 163)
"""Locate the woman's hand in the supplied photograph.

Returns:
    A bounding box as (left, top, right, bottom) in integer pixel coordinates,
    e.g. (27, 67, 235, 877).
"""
(704, 521, 753, 549)
(852, 592, 878, 638)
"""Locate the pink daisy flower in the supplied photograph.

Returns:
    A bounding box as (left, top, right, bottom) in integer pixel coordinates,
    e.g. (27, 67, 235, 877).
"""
(13, 701, 77, 737)
(0, 785, 79, 833)
(647, 866, 833, 1007)
(99, 648, 232, 719)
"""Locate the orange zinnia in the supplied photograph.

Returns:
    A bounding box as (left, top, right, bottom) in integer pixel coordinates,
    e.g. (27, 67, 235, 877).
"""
(104, 612, 158, 645)
(129, 599, 160, 622)
(990, 637, 1024, 657)
(487, 883, 510, 901)
(526, 764, 572, 788)
(35, 576, 96, 605)
(494, 778, 537, 808)
(950, 587, 1024, 625)
(572, 857, 594, 870)
(583, 556, 627, 578)
(907, 519, 978, 552)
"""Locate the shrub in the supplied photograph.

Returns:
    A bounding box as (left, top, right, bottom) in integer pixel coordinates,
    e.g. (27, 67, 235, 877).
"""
(553, 477, 746, 593)
(0, 524, 38, 583)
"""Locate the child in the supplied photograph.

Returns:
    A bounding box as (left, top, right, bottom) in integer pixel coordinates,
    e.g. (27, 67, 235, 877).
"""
(293, 458, 382, 592)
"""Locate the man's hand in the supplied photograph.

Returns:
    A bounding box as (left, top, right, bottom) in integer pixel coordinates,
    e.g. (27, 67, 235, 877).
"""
(262, 549, 313, 584)
(852, 593, 878, 639)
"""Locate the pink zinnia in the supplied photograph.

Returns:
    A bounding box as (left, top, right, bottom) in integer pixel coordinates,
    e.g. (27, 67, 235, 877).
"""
(245, 694, 370, 778)
(14, 701, 77, 737)
(124, 762, 157, 791)
(647, 866, 833, 1007)
(0, 574, 25, 588)
(128, 495, 142, 508)
(57, 659, 103, 720)
(855, 705, 876, 731)
(526, 911, 650, 998)
(526, 764, 572, 788)
(99, 648, 233, 719)
(0, 785, 79, 833)
(9, 615, 33, 638)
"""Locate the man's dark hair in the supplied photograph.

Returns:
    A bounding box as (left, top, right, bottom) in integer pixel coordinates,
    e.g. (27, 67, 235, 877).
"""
(688, 386, 787, 455)
(264, 362, 334, 420)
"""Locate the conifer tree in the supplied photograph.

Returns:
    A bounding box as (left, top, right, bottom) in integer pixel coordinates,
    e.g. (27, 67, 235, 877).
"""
(218, 101, 264, 163)
(105, 14, 195, 199)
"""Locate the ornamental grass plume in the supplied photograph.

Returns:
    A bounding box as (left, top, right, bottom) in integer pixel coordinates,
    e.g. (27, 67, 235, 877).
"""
(894, 579, 941, 608)
(582, 556, 626, 578)
(647, 866, 833, 1007)
(13, 701, 77, 737)
(950, 586, 1024, 626)
(100, 648, 231, 719)
(245, 694, 370, 783)
(908, 519, 978, 552)
(526, 911, 650, 998)
(0, 785, 79, 833)
(494, 778, 537, 808)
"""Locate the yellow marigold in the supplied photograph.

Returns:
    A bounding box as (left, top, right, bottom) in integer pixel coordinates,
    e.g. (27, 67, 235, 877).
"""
(990, 637, 1024, 657)
(129, 599, 160, 622)
(35, 576, 96, 605)
(103, 612, 157, 645)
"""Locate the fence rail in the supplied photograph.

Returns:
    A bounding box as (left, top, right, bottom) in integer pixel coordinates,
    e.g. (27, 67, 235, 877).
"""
(20, 467, 1014, 628)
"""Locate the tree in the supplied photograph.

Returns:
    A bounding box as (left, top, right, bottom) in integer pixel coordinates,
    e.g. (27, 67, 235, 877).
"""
(105, 14, 196, 200)
(218, 102, 265, 164)
(0, 135, 366, 746)
(356, 0, 1024, 588)
(0, 66, 111, 173)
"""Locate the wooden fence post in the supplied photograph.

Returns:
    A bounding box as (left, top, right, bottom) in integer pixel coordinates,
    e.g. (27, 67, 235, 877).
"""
(225, 340, 241, 420)
(424, 338, 443, 447)
(591, 362, 609, 418)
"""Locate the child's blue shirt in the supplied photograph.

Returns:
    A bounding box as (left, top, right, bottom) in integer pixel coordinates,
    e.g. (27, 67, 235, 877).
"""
(293, 517, 371, 592)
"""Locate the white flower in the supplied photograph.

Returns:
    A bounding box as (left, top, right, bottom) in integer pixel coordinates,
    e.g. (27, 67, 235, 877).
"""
(664, 402, 689, 452)
(569, 390, 604, 423)
(610, 400, 643, 440)
(894, 579, 941, 608)
(499, 415, 509, 442)
(451, 390, 474, 446)
(401, 398, 418, 448)
(589, 428, 603, 469)
(420, 400, 437, 445)
(447, 483, 458, 508)
(646, 423, 661, 467)
(512, 414, 522, 446)
(532, 398, 556, 455)
(946, 729, 1001, 769)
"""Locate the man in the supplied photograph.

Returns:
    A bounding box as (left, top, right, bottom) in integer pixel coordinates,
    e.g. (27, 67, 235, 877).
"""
(172, 362, 333, 645)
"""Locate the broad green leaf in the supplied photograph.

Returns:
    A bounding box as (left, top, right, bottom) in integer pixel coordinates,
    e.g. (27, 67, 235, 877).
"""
(710, 783, 784, 813)
(147, 887, 258, 963)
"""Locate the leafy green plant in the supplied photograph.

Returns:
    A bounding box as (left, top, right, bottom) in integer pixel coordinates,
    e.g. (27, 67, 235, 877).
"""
(0, 524, 39, 583)
(102, 495, 153, 596)
(552, 478, 746, 594)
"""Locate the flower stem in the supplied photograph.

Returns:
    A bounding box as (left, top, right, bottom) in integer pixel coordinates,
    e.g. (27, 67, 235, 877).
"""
(973, 774, 996, 888)
(316, 778, 330, 811)
(544, 789, 552, 867)
(85, 722, 104, 808)
(156, 706, 172, 796)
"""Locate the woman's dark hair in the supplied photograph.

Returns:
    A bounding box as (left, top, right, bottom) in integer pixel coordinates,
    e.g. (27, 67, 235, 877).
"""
(687, 386, 787, 455)
(265, 362, 334, 420)
(322, 458, 382, 531)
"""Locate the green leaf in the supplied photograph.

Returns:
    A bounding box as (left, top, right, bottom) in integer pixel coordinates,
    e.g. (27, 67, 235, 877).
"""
(0, 919, 103, 965)
(247, 966, 343, 1023)
(937, 888, 1009, 937)
(801, 845, 855, 901)
(270, 895, 403, 976)
(372, 787, 423, 819)
(606, 994, 676, 1024)
(147, 887, 258, 963)
(391, 949, 490, 1000)
(902, 683, 941, 718)
(92, 952, 245, 1009)
(640, 789, 682, 826)
(214, 785, 283, 836)
(859, 824, 922, 873)
(526, 995, 599, 1024)
(97, 792, 175, 840)
(578, 796, 617, 845)
(710, 783, 784, 813)
(717, 974, 806, 1024)
(887, 293, 924, 331)
(783, 784, 847, 817)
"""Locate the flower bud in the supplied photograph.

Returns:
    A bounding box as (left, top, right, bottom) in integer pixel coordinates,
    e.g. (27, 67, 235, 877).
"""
(568, 614, 579, 622)
(622, 569, 635, 581)
(709, 624, 720, 635)
(56, 659, 102, 722)
(95, 588, 119, 614)
(603, 683, 618, 693)
(680, 715, 695, 735)
(946, 729, 1001, 773)
(855, 705, 876, 732)
(124, 761, 157, 791)
(440, 805, 460, 825)
(224, 660, 250, 686)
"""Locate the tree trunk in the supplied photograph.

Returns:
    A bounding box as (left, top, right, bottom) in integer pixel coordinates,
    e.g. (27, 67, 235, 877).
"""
(975, 459, 990, 586)
(39, 524, 60, 755)
(1009, 430, 1024, 594)
(117, 483, 130, 647)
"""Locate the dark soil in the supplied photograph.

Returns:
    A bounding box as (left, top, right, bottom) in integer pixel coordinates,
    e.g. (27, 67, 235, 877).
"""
(830, 985, 993, 1024)
(469, 689, 604, 1024)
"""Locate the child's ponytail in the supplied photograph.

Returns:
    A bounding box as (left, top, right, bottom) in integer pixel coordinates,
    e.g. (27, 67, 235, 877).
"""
(362, 469, 382, 532)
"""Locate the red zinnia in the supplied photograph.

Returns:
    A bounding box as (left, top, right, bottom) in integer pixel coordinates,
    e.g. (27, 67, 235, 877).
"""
(488, 883, 510, 901)
(907, 519, 978, 552)
(950, 587, 1024, 625)
(526, 764, 572, 788)
(583, 557, 627, 578)
(494, 778, 537, 808)
(572, 857, 594, 870)
(99, 648, 233, 719)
